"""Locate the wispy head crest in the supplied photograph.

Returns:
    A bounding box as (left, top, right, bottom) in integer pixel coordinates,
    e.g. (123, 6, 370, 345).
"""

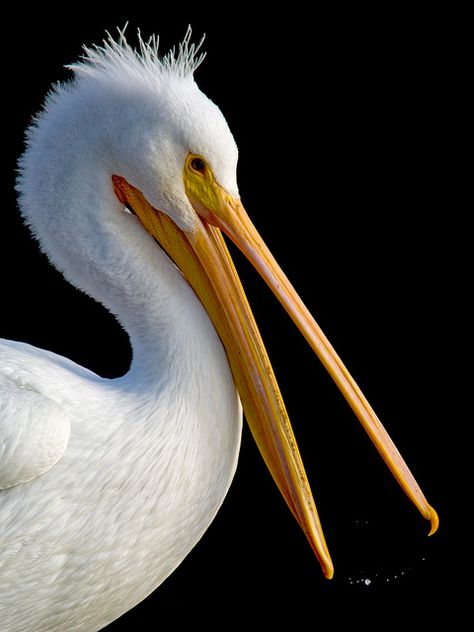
(68, 25, 206, 86)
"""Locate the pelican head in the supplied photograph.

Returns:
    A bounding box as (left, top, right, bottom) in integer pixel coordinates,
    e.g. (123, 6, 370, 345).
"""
(18, 32, 236, 296)
(17, 28, 437, 581)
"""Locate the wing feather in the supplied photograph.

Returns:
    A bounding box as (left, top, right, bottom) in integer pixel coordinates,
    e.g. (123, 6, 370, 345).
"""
(0, 375, 70, 489)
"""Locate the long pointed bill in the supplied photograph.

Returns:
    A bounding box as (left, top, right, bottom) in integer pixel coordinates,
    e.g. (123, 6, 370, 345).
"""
(113, 162, 437, 579)
(114, 174, 333, 578)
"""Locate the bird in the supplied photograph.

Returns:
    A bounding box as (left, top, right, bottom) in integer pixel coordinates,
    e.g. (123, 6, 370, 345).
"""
(0, 28, 438, 631)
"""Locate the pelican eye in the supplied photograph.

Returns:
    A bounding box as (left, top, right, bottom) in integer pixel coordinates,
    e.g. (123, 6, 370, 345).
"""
(190, 156, 206, 174)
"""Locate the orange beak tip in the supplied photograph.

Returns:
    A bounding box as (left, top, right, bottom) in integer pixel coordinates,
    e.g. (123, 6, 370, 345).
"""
(427, 505, 439, 536)
(324, 565, 335, 580)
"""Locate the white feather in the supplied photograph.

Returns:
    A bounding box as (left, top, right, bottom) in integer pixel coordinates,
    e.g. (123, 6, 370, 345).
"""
(0, 360, 70, 490)
(1, 29, 242, 631)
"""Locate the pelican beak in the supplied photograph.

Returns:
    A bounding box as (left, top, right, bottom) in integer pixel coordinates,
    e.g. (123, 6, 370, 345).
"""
(112, 162, 437, 579)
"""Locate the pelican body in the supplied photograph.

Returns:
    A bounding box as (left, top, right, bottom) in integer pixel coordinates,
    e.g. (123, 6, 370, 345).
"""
(0, 30, 437, 631)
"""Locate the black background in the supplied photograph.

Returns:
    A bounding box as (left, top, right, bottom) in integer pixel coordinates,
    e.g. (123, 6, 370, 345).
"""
(1, 4, 462, 628)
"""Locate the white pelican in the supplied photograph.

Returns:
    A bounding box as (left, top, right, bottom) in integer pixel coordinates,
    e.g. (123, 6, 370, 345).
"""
(0, 28, 438, 631)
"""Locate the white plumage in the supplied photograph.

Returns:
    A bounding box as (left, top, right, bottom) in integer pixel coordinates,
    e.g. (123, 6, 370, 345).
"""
(1, 30, 242, 631)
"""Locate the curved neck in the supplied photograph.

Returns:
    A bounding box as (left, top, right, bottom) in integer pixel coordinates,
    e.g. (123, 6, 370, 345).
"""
(19, 145, 204, 386)
(17, 87, 224, 391)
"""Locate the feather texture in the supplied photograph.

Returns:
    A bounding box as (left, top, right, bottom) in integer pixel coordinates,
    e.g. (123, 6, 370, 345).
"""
(69, 25, 206, 84)
(1, 29, 242, 631)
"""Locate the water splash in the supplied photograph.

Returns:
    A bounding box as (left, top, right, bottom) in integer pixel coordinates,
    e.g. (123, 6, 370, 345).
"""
(343, 515, 432, 588)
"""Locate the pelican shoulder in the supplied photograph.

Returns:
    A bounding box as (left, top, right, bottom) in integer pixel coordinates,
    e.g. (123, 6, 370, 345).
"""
(0, 340, 75, 490)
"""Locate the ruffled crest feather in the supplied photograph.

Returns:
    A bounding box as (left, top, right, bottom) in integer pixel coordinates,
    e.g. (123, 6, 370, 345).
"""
(68, 25, 206, 86)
